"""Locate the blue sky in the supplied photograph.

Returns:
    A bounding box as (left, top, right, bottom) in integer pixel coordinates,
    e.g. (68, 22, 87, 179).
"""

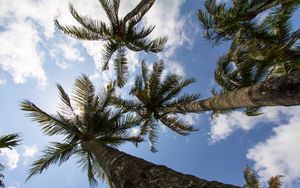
(0, 0, 300, 187)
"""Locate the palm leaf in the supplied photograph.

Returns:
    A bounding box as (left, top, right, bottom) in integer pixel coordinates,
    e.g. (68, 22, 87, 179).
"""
(27, 142, 77, 180)
(55, 20, 107, 40)
(114, 48, 128, 87)
(0, 134, 21, 149)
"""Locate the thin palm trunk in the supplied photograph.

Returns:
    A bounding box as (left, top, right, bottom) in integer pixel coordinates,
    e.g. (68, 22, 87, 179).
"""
(162, 70, 300, 114)
(82, 140, 240, 188)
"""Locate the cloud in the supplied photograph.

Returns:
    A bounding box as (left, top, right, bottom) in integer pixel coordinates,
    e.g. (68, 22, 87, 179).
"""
(0, 0, 74, 87)
(208, 106, 300, 186)
(247, 111, 300, 187)
(22, 145, 38, 165)
(7, 182, 20, 188)
(0, 148, 20, 170)
(0, 0, 190, 88)
(23, 145, 38, 158)
(143, 0, 193, 58)
(208, 106, 295, 143)
(0, 20, 47, 87)
(0, 78, 6, 86)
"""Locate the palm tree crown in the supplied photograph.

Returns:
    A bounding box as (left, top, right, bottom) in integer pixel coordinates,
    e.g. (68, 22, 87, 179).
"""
(55, 0, 167, 73)
(199, 0, 300, 116)
(21, 75, 142, 185)
(198, 0, 299, 43)
(112, 60, 200, 152)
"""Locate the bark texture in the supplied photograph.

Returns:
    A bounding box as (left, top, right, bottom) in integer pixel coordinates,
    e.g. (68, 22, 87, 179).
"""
(162, 70, 300, 113)
(82, 141, 241, 188)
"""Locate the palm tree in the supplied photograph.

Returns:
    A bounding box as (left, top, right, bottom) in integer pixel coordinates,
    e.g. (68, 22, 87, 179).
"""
(21, 75, 143, 186)
(197, 0, 299, 43)
(198, 0, 299, 113)
(243, 167, 283, 188)
(55, 0, 167, 85)
(112, 60, 200, 152)
(199, 0, 300, 115)
(0, 134, 21, 188)
(21, 74, 240, 188)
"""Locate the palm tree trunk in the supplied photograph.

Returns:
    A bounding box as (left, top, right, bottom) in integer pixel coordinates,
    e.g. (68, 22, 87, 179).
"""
(81, 140, 240, 188)
(162, 70, 300, 114)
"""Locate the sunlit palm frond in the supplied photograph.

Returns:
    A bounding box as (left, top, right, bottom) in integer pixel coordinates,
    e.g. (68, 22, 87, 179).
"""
(21, 100, 80, 136)
(72, 74, 96, 109)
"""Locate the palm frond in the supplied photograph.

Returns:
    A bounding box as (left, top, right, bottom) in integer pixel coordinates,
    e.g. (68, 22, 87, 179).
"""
(149, 123, 158, 153)
(27, 142, 77, 180)
(148, 60, 164, 99)
(101, 41, 119, 70)
(160, 115, 197, 135)
(114, 48, 128, 87)
(55, 20, 107, 40)
(21, 100, 80, 136)
(72, 74, 96, 110)
(98, 0, 118, 24)
(68, 4, 111, 38)
(0, 134, 21, 149)
(163, 78, 196, 102)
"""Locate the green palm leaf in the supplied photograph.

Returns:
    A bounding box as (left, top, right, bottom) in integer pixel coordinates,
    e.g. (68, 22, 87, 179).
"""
(0, 134, 21, 149)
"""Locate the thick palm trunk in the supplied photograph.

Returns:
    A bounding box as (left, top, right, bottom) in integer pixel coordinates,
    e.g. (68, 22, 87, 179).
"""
(162, 70, 300, 114)
(82, 140, 240, 188)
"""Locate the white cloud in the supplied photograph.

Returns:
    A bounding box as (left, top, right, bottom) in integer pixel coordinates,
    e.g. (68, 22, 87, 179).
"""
(23, 145, 38, 158)
(0, 20, 47, 87)
(22, 145, 38, 165)
(0, 0, 190, 87)
(143, 0, 192, 58)
(0, 0, 72, 87)
(0, 148, 20, 170)
(208, 106, 295, 143)
(208, 106, 300, 186)
(7, 182, 20, 188)
(164, 61, 186, 77)
(247, 112, 300, 187)
(0, 78, 6, 86)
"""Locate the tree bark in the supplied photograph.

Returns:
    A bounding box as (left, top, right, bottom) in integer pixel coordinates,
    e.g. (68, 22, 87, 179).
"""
(82, 140, 241, 188)
(161, 70, 300, 114)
